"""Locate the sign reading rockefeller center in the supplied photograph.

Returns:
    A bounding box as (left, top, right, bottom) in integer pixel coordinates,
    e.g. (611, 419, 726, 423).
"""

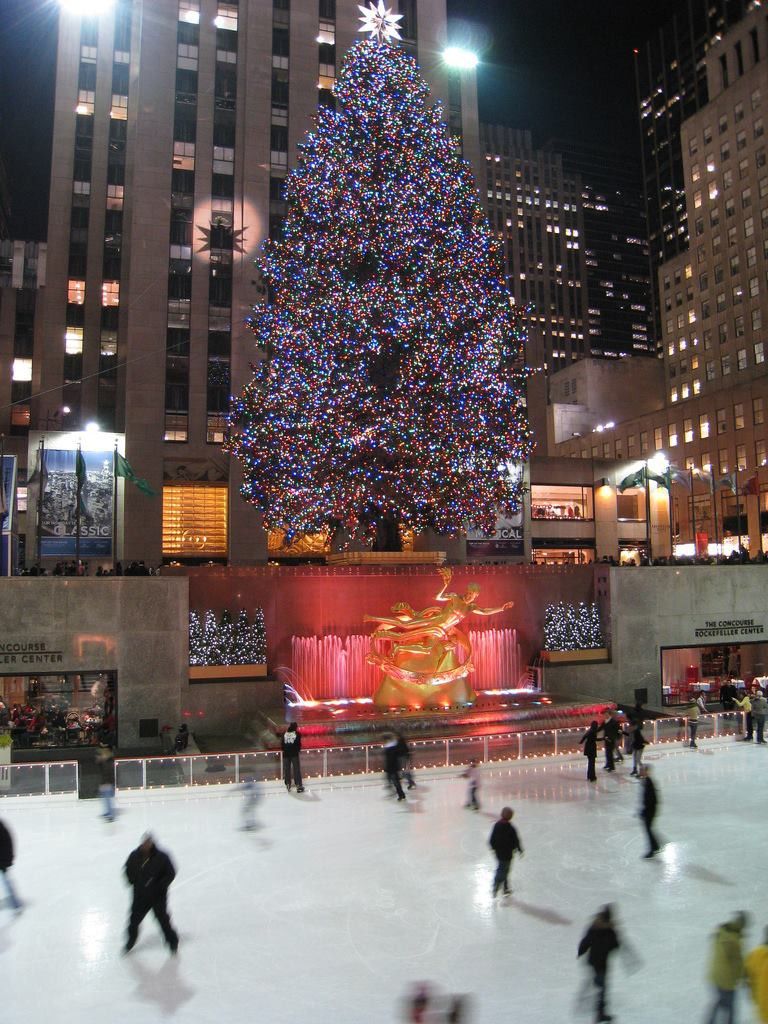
(0, 641, 64, 667)
(694, 619, 766, 640)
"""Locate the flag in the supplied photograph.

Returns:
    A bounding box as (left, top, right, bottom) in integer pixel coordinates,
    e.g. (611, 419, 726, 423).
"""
(647, 470, 668, 489)
(617, 468, 646, 492)
(694, 468, 713, 486)
(0, 458, 7, 519)
(715, 472, 737, 493)
(75, 449, 91, 517)
(668, 466, 691, 489)
(114, 451, 158, 497)
(28, 446, 48, 497)
(742, 473, 760, 496)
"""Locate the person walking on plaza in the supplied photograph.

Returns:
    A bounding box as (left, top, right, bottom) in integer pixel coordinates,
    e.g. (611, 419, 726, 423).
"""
(733, 691, 753, 741)
(638, 764, 661, 859)
(0, 819, 23, 914)
(630, 722, 647, 776)
(281, 721, 304, 793)
(687, 693, 707, 749)
(394, 731, 416, 790)
(746, 926, 768, 1023)
(579, 720, 600, 782)
(705, 912, 749, 1023)
(124, 832, 179, 954)
(752, 690, 768, 744)
(489, 806, 523, 898)
(383, 733, 406, 800)
(462, 758, 481, 810)
(577, 904, 621, 1024)
(602, 710, 621, 771)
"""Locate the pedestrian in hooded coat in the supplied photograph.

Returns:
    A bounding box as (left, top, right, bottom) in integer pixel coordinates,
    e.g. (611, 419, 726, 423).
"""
(579, 720, 600, 782)
(638, 764, 661, 858)
(577, 904, 621, 1024)
(0, 820, 22, 913)
(124, 833, 179, 954)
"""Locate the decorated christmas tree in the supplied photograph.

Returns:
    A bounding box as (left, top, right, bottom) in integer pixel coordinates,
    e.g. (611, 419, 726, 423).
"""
(227, 12, 532, 546)
(189, 610, 204, 665)
(544, 601, 604, 651)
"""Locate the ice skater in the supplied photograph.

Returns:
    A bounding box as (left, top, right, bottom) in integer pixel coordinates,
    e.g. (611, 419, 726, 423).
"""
(239, 776, 260, 830)
(383, 733, 406, 800)
(629, 721, 647, 776)
(577, 904, 621, 1024)
(705, 911, 749, 1023)
(462, 758, 480, 810)
(124, 832, 179, 954)
(0, 819, 22, 914)
(579, 720, 600, 782)
(602, 710, 621, 771)
(734, 691, 753, 741)
(687, 693, 707, 748)
(489, 806, 523, 898)
(395, 731, 416, 789)
(638, 764, 661, 858)
(95, 745, 116, 822)
(281, 721, 304, 793)
(746, 926, 768, 1023)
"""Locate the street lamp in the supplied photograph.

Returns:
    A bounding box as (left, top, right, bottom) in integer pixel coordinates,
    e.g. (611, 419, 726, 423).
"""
(443, 46, 479, 70)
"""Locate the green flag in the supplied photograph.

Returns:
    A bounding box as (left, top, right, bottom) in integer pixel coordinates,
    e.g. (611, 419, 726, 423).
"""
(114, 452, 158, 497)
(617, 468, 646, 492)
(647, 470, 668, 489)
(75, 449, 91, 515)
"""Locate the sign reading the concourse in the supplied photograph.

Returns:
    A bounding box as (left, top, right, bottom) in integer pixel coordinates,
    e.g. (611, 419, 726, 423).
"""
(694, 619, 765, 640)
(0, 641, 64, 667)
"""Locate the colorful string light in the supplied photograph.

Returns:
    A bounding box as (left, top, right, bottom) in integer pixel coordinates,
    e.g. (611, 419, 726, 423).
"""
(228, 39, 533, 544)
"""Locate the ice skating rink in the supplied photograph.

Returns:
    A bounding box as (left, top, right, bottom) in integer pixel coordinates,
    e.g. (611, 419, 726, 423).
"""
(2, 741, 765, 1023)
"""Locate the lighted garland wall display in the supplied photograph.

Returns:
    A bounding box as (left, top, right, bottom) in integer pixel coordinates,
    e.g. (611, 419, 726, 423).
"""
(189, 608, 267, 666)
(543, 602, 604, 651)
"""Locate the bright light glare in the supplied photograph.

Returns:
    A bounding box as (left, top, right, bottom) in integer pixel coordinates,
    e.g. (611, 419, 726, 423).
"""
(443, 46, 479, 70)
(85, 421, 100, 433)
(647, 454, 669, 475)
(60, 0, 115, 15)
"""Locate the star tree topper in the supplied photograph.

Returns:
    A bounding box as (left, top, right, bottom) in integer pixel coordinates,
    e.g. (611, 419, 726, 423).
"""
(358, 1, 403, 43)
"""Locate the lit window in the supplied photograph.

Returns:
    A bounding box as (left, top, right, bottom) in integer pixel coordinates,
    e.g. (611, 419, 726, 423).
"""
(735, 402, 745, 429)
(107, 184, 124, 210)
(68, 279, 86, 305)
(754, 397, 765, 425)
(102, 281, 120, 307)
(671, 388, 678, 403)
(215, 3, 238, 30)
(700, 414, 710, 439)
(693, 378, 701, 394)
(755, 341, 765, 364)
(684, 418, 694, 443)
(65, 327, 83, 355)
(681, 383, 690, 399)
(110, 94, 128, 120)
(76, 90, 95, 115)
(702, 452, 712, 472)
(737, 347, 747, 370)
(178, 0, 200, 24)
(162, 484, 228, 557)
(737, 445, 747, 470)
(12, 358, 32, 382)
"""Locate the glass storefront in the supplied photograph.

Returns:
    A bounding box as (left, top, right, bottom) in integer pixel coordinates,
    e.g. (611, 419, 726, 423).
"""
(0, 671, 116, 748)
(530, 485, 594, 521)
(531, 546, 594, 565)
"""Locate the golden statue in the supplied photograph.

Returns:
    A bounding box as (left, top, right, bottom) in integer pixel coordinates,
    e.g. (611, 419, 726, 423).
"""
(364, 567, 513, 708)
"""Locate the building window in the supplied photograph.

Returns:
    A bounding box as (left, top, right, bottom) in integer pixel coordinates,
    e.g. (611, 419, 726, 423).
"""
(68, 279, 86, 304)
(702, 451, 712, 472)
(668, 423, 678, 447)
(65, 326, 83, 355)
(640, 431, 649, 455)
(693, 378, 702, 395)
(162, 484, 228, 557)
(719, 449, 729, 474)
(671, 388, 678, 403)
(717, 408, 727, 433)
(76, 90, 95, 115)
(11, 358, 32, 382)
(737, 348, 748, 371)
(737, 445, 747, 470)
(102, 281, 120, 306)
(163, 412, 188, 442)
(684, 418, 694, 443)
(757, 440, 767, 466)
(110, 94, 128, 120)
(214, 3, 238, 31)
(627, 434, 636, 456)
(756, 341, 765, 364)
(700, 414, 710, 439)
(654, 426, 663, 450)
(734, 403, 745, 429)
(179, 0, 200, 23)
(754, 397, 765, 425)
(530, 485, 594, 521)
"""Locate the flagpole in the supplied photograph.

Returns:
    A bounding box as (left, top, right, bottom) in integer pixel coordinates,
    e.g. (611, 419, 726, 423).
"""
(711, 472, 720, 557)
(736, 465, 742, 554)
(36, 437, 44, 565)
(76, 443, 82, 567)
(667, 472, 674, 559)
(113, 441, 119, 569)
(644, 463, 652, 564)
(690, 467, 697, 559)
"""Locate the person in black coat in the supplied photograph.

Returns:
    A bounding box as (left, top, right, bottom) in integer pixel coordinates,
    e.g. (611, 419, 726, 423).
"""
(638, 765, 661, 858)
(577, 904, 621, 1023)
(579, 720, 600, 782)
(124, 833, 179, 953)
(602, 711, 621, 772)
(394, 732, 416, 790)
(281, 722, 304, 793)
(488, 806, 523, 897)
(383, 734, 406, 800)
(0, 819, 22, 912)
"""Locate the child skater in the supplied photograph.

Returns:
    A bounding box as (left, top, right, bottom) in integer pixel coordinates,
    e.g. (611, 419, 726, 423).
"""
(462, 758, 481, 810)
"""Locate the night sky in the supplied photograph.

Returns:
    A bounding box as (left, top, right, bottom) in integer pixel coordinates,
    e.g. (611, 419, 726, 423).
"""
(0, 0, 674, 240)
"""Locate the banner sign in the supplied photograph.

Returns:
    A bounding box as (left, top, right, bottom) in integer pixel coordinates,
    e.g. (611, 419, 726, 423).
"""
(466, 509, 524, 558)
(1, 454, 16, 533)
(40, 449, 114, 558)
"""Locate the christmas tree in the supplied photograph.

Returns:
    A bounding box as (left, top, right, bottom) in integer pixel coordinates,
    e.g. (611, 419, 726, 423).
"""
(227, 25, 532, 545)
(189, 611, 204, 665)
(544, 602, 604, 651)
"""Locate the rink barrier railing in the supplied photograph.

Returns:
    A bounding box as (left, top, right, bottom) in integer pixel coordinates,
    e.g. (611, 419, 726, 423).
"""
(0, 760, 79, 798)
(112, 711, 748, 793)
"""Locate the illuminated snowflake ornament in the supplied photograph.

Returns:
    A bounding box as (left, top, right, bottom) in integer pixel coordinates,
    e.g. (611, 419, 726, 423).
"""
(358, 1, 403, 43)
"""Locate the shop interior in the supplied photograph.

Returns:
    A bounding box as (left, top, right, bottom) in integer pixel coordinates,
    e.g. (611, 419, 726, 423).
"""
(0, 671, 116, 748)
(660, 642, 768, 706)
(531, 546, 595, 565)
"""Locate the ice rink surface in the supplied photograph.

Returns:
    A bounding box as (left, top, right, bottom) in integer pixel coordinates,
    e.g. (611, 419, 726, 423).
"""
(2, 741, 766, 1024)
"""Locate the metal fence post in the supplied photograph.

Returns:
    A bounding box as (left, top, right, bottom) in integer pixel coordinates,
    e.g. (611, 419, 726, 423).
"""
(44, 763, 50, 796)
(141, 759, 147, 790)
(278, 751, 283, 782)
(713, 713, 719, 737)
(235, 753, 240, 784)
(365, 745, 369, 773)
(518, 733, 523, 758)
(323, 749, 328, 777)
(554, 729, 558, 756)
(483, 736, 489, 762)
(445, 740, 450, 767)
(188, 756, 194, 786)
(75, 761, 80, 797)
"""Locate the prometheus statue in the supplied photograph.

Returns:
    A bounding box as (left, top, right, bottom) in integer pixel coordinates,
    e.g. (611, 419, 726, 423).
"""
(364, 567, 513, 708)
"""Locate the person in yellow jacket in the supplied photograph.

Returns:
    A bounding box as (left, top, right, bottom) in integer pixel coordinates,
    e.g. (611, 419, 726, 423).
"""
(733, 692, 753, 741)
(746, 928, 768, 1023)
(706, 912, 749, 1022)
